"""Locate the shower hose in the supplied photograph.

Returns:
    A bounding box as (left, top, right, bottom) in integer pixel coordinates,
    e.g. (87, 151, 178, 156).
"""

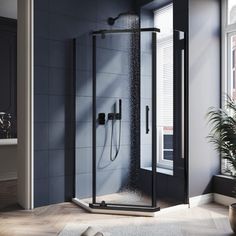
(110, 116, 122, 162)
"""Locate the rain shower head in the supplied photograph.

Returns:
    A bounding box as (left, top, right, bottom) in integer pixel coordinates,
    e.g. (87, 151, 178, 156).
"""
(107, 12, 138, 26)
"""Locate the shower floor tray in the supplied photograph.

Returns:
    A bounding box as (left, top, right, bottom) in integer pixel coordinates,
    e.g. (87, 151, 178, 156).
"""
(81, 191, 180, 209)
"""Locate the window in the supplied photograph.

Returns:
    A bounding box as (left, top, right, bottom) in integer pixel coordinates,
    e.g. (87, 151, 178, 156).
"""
(222, 0, 236, 173)
(154, 4, 174, 170)
(222, 0, 236, 101)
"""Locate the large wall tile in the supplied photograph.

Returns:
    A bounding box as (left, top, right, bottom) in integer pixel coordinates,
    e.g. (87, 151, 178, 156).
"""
(49, 68, 73, 96)
(34, 95, 49, 122)
(34, 123, 49, 150)
(34, 37, 49, 67)
(49, 40, 73, 69)
(34, 179, 49, 207)
(96, 48, 130, 75)
(49, 149, 65, 177)
(76, 43, 92, 71)
(49, 176, 65, 204)
(48, 122, 65, 149)
(49, 0, 98, 22)
(34, 66, 49, 95)
(49, 95, 65, 122)
(49, 13, 96, 43)
(76, 173, 92, 199)
(96, 168, 129, 196)
(34, 0, 49, 12)
(75, 122, 92, 148)
(34, 10, 49, 38)
(34, 151, 49, 179)
(76, 70, 92, 97)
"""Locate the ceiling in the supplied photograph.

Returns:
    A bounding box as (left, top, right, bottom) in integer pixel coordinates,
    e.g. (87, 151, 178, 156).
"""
(0, 0, 17, 19)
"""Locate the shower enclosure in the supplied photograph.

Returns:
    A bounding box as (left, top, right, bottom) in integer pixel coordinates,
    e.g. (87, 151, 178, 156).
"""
(73, 23, 187, 215)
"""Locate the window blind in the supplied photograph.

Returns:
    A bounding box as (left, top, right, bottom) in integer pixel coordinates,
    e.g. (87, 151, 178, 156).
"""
(154, 4, 173, 129)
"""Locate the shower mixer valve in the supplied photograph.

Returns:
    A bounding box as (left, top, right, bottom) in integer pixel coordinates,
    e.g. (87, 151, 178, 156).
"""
(108, 113, 121, 120)
(98, 99, 122, 125)
(108, 99, 122, 121)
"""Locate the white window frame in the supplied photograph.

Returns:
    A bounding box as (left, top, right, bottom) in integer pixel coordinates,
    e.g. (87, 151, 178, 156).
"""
(157, 127, 173, 170)
(154, 4, 174, 170)
(222, 0, 236, 101)
(221, 0, 236, 174)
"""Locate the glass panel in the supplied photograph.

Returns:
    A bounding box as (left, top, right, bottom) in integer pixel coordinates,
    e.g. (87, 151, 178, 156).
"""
(94, 30, 153, 207)
(140, 29, 153, 172)
(0, 20, 17, 139)
(229, 34, 236, 101)
(163, 134, 173, 161)
(139, 30, 154, 206)
(228, 0, 236, 25)
(155, 4, 174, 169)
(74, 37, 93, 205)
(222, 33, 236, 175)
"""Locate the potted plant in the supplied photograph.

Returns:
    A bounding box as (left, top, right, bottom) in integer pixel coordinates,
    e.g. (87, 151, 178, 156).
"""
(207, 96, 236, 233)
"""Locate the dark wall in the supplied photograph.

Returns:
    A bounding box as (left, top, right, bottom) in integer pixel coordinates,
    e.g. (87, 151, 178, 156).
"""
(189, 0, 221, 197)
(213, 175, 235, 198)
(34, 0, 135, 207)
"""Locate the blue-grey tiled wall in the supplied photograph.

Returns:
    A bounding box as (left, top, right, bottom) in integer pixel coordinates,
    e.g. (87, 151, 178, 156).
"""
(34, 0, 135, 207)
(75, 22, 137, 199)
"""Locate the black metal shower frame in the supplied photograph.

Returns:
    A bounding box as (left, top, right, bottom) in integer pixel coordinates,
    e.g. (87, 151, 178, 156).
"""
(90, 27, 161, 213)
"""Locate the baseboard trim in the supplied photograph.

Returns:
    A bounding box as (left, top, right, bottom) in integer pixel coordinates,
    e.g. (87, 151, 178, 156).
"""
(189, 193, 213, 208)
(189, 193, 236, 207)
(213, 193, 236, 206)
(0, 172, 17, 181)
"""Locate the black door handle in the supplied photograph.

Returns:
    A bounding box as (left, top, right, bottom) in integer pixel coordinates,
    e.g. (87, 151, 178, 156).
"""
(146, 106, 150, 134)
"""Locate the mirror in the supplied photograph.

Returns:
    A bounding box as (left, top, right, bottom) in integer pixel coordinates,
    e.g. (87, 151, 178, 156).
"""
(0, 0, 17, 140)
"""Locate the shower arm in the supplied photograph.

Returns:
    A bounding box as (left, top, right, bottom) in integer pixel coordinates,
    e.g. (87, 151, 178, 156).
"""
(107, 12, 137, 25)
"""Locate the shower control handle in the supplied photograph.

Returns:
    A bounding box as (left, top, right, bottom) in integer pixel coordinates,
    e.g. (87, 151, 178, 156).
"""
(98, 113, 106, 125)
(146, 106, 150, 134)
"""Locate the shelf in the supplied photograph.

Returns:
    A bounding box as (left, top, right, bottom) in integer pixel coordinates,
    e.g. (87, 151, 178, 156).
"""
(0, 138, 17, 146)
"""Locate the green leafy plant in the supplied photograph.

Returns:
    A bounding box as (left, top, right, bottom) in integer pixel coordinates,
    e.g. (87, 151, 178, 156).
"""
(207, 97, 236, 176)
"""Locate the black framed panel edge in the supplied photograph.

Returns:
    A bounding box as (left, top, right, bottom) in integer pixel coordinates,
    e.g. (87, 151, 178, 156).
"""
(89, 203, 160, 213)
(152, 32, 157, 208)
(90, 28, 160, 211)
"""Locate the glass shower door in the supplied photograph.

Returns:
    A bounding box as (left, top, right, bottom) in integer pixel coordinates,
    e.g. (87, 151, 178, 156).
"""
(90, 29, 158, 211)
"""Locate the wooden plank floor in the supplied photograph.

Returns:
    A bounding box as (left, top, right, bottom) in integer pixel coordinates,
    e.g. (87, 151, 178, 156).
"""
(0, 202, 233, 236)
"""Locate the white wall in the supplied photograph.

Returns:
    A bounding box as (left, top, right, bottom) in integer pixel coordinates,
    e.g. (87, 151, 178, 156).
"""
(189, 0, 221, 197)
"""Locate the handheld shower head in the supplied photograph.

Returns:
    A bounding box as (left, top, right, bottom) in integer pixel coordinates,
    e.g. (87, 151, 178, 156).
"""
(107, 11, 137, 26)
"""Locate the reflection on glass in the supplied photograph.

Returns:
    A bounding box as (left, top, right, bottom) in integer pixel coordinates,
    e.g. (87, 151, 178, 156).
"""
(230, 34, 236, 101)
(228, 0, 236, 25)
(0, 112, 12, 139)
